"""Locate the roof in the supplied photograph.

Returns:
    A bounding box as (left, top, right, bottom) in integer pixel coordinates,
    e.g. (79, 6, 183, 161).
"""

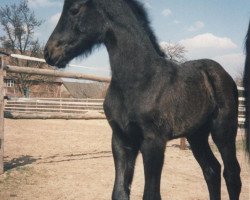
(63, 82, 108, 98)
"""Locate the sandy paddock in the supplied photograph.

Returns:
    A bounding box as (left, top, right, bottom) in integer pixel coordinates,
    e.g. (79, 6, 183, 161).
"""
(0, 119, 249, 200)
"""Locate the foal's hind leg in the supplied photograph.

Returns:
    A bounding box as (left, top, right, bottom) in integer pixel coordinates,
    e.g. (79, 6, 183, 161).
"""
(211, 117, 241, 200)
(140, 136, 166, 200)
(112, 132, 139, 200)
(187, 127, 221, 200)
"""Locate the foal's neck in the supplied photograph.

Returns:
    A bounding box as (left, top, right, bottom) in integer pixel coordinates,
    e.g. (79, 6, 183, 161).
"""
(104, 23, 162, 87)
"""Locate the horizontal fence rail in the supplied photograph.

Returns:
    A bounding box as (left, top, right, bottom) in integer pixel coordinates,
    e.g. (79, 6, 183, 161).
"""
(4, 65, 111, 83)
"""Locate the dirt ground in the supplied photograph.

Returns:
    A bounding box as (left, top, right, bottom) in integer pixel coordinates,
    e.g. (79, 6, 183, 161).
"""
(0, 119, 249, 200)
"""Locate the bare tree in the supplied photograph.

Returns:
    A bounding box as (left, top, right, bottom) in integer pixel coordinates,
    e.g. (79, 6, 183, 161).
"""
(160, 42, 187, 63)
(0, 0, 53, 96)
(0, 0, 43, 54)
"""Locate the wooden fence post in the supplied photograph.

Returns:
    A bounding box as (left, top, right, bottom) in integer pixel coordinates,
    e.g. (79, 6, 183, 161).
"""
(180, 138, 187, 150)
(0, 56, 5, 174)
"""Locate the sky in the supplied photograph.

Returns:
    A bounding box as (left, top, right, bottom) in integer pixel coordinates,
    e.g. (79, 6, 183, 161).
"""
(0, 0, 250, 79)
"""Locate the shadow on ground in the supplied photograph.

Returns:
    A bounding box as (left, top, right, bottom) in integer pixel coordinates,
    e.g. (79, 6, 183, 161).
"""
(4, 155, 40, 171)
(3, 151, 113, 170)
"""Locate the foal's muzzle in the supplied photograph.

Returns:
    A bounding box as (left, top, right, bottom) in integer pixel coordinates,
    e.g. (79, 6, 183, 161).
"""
(44, 40, 67, 68)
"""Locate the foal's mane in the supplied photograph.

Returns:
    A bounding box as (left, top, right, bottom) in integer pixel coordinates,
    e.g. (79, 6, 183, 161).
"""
(124, 0, 166, 57)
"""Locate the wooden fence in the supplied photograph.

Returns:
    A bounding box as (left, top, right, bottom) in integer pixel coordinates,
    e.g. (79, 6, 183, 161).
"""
(4, 98, 105, 119)
(4, 94, 246, 123)
(238, 86, 246, 127)
(0, 54, 111, 174)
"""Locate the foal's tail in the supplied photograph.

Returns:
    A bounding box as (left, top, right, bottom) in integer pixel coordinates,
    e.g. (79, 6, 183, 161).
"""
(244, 21, 250, 158)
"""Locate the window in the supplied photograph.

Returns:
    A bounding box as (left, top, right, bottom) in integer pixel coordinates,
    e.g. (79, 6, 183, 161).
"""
(6, 80, 15, 87)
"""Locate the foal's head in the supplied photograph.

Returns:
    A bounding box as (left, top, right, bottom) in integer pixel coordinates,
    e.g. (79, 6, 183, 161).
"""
(44, 0, 165, 68)
(44, 0, 108, 68)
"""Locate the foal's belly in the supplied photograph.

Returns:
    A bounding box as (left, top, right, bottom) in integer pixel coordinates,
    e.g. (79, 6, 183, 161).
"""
(160, 86, 215, 138)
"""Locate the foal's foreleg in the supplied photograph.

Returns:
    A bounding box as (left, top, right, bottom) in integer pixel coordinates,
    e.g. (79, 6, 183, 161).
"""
(140, 137, 166, 200)
(112, 133, 139, 200)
